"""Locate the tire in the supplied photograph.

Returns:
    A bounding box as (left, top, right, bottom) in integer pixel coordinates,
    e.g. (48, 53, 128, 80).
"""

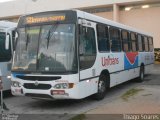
(137, 66, 144, 82)
(92, 74, 108, 100)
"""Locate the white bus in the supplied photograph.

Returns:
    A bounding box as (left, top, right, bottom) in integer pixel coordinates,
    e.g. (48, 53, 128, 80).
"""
(10, 10, 154, 100)
(0, 21, 17, 91)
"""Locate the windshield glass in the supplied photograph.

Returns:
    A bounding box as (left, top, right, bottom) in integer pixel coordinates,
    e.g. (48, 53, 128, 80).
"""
(12, 24, 77, 73)
(0, 32, 6, 57)
(0, 32, 5, 38)
(0, 32, 12, 62)
(12, 27, 40, 71)
(0, 32, 6, 48)
(0, 32, 5, 43)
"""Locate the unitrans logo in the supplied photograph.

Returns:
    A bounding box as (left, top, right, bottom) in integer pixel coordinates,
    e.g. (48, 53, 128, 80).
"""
(102, 55, 119, 67)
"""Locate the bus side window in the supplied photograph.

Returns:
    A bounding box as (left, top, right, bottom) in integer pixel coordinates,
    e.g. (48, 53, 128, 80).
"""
(121, 30, 130, 52)
(148, 37, 153, 52)
(97, 24, 110, 52)
(141, 36, 145, 51)
(79, 25, 96, 70)
(138, 34, 143, 52)
(109, 27, 121, 52)
(144, 36, 149, 52)
(130, 32, 137, 52)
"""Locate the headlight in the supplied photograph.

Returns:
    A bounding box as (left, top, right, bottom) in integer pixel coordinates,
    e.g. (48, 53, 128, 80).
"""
(7, 76, 11, 79)
(53, 83, 74, 89)
(12, 81, 22, 87)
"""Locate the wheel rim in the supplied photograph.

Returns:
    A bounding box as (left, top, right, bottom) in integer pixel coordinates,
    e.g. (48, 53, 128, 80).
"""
(140, 69, 144, 80)
(98, 78, 106, 93)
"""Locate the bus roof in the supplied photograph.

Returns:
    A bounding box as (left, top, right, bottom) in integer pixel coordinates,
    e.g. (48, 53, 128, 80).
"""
(0, 21, 17, 29)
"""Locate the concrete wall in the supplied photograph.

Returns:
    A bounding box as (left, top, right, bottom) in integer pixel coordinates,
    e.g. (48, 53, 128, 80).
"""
(0, 0, 147, 18)
(0, 0, 159, 48)
(94, 12, 113, 20)
(120, 7, 160, 48)
(92, 6, 160, 48)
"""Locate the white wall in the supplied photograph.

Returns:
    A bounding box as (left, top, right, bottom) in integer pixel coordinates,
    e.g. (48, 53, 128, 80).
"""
(0, 0, 144, 17)
(92, 6, 160, 48)
(120, 7, 160, 48)
(1, 0, 159, 48)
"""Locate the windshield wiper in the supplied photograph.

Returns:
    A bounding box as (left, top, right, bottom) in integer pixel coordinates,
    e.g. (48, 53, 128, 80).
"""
(25, 34, 29, 50)
(46, 22, 59, 49)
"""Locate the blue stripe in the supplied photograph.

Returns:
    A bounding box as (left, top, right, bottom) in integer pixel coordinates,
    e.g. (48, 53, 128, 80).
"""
(12, 73, 25, 78)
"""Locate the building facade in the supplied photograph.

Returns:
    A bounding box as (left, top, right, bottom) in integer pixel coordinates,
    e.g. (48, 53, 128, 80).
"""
(0, 0, 160, 48)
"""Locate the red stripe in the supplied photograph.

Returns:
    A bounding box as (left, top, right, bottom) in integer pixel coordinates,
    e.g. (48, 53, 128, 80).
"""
(126, 52, 138, 64)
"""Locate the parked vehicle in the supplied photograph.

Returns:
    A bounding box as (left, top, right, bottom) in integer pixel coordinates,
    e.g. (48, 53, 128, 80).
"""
(0, 21, 17, 91)
(8, 10, 154, 100)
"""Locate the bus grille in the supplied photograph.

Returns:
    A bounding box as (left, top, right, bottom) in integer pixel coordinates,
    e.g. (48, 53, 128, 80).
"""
(16, 76, 61, 81)
(25, 93, 53, 99)
(23, 83, 52, 90)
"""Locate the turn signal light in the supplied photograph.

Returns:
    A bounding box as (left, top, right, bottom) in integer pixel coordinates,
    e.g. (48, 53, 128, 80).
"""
(53, 83, 74, 89)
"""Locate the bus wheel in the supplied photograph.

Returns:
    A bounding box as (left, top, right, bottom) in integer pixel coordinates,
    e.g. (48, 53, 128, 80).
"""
(137, 66, 144, 82)
(93, 74, 107, 100)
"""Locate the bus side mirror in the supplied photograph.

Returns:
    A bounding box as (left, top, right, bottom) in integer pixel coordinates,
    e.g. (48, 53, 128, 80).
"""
(5, 34, 10, 50)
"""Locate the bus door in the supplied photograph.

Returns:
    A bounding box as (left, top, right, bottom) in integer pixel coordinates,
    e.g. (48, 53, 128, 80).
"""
(78, 18, 97, 84)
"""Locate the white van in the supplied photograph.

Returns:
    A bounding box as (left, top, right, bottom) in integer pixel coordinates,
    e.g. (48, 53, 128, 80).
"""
(0, 21, 17, 91)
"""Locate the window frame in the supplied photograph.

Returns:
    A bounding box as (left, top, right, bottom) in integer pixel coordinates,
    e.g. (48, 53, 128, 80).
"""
(121, 29, 130, 52)
(79, 25, 97, 70)
(109, 26, 122, 52)
(143, 36, 149, 52)
(137, 34, 143, 52)
(96, 23, 110, 52)
(148, 37, 153, 52)
(130, 32, 138, 52)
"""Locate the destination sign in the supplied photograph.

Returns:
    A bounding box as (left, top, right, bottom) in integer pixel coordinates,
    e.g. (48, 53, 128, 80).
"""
(25, 14, 66, 24)
(18, 11, 77, 27)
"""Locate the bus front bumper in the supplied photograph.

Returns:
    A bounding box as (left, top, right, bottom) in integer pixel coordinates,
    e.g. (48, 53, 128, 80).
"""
(11, 86, 79, 100)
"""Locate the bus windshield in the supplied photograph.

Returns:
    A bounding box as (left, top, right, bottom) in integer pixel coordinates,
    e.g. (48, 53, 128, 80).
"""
(0, 32, 5, 43)
(12, 24, 77, 73)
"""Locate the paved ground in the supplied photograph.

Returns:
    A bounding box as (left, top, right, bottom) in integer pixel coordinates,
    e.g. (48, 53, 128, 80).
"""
(1, 64, 160, 120)
(86, 86, 160, 114)
(84, 64, 160, 120)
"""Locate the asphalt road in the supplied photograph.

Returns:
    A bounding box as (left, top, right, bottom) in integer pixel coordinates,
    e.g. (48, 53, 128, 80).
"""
(2, 64, 160, 120)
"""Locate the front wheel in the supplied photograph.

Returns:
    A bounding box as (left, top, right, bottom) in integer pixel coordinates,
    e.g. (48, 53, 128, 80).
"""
(137, 66, 144, 82)
(92, 74, 107, 100)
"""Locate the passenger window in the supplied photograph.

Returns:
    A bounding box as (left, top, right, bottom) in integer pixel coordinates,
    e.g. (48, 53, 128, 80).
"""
(144, 36, 149, 52)
(109, 27, 121, 52)
(79, 25, 96, 70)
(138, 35, 143, 52)
(130, 32, 137, 52)
(97, 24, 110, 52)
(148, 37, 153, 52)
(121, 30, 130, 52)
